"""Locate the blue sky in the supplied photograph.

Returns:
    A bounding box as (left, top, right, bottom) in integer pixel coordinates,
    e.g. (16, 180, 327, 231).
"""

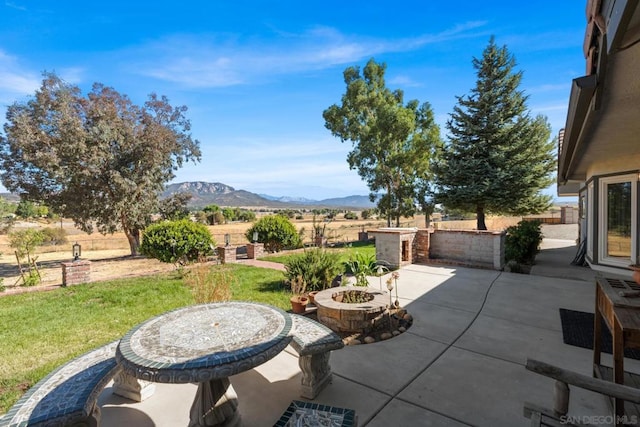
(0, 1, 586, 200)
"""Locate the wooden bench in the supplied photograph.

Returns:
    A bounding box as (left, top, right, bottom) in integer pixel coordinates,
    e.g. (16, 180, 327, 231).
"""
(0, 341, 120, 427)
(524, 358, 640, 427)
(289, 314, 344, 399)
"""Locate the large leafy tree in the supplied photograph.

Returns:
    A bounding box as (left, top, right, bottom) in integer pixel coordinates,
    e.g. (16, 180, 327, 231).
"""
(433, 38, 556, 230)
(0, 73, 201, 255)
(323, 59, 441, 227)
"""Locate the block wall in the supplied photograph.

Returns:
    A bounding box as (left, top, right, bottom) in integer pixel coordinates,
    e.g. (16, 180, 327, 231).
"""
(427, 230, 505, 270)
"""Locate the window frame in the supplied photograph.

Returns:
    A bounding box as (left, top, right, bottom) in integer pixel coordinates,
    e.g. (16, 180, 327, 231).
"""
(597, 173, 637, 268)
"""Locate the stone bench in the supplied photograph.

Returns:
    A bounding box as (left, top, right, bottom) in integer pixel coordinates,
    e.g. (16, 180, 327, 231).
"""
(0, 341, 120, 427)
(289, 314, 344, 399)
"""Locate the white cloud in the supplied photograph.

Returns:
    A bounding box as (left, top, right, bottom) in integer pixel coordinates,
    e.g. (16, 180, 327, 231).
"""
(0, 50, 40, 104)
(4, 1, 26, 11)
(387, 75, 423, 88)
(123, 22, 489, 88)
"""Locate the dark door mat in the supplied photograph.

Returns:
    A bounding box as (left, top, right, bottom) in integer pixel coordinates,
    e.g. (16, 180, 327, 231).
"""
(559, 308, 640, 360)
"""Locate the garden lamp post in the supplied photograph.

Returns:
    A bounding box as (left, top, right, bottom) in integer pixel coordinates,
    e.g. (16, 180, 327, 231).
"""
(377, 265, 385, 291)
(252, 231, 258, 243)
(392, 271, 400, 308)
(224, 234, 231, 247)
(72, 242, 81, 261)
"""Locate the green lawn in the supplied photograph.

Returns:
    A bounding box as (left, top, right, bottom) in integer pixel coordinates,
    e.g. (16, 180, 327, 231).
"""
(0, 264, 288, 414)
(261, 241, 376, 265)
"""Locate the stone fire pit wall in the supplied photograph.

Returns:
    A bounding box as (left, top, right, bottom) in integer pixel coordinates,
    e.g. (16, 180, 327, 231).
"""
(314, 286, 389, 333)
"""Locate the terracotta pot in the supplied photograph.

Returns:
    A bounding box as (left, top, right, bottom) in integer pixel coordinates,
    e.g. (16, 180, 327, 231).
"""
(290, 296, 308, 313)
(307, 291, 319, 305)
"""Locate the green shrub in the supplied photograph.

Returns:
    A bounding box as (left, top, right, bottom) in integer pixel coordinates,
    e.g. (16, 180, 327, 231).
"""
(9, 229, 44, 259)
(245, 215, 302, 252)
(22, 270, 40, 287)
(40, 227, 68, 246)
(140, 219, 215, 265)
(344, 211, 358, 220)
(505, 220, 543, 265)
(283, 248, 344, 292)
(345, 252, 378, 286)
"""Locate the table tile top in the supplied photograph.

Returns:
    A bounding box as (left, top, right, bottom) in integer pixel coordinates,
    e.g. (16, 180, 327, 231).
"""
(116, 302, 292, 383)
(597, 276, 640, 308)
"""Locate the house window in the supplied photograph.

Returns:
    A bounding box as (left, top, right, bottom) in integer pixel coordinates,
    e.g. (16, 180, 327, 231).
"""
(598, 174, 637, 267)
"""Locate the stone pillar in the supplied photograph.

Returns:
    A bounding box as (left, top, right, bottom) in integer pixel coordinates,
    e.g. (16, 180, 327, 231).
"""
(61, 260, 91, 286)
(246, 243, 264, 259)
(216, 246, 237, 264)
(299, 352, 333, 399)
(112, 371, 156, 401)
(493, 232, 506, 270)
(414, 229, 431, 264)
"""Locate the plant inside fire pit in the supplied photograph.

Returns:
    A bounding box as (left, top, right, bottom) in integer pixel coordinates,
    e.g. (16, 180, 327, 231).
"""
(333, 289, 374, 304)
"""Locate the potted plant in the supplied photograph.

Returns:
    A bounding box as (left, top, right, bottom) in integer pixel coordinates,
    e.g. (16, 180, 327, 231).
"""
(289, 276, 308, 313)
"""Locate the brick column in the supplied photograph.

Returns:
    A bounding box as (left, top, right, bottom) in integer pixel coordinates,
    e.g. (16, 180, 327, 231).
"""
(216, 246, 237, 264)
(61, 260, 91, 286)
(246, 243, 264, 259)
(414, 229, 431, 264)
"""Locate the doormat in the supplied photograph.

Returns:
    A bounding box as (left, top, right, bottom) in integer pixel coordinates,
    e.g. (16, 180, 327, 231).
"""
(559, 308, 640, 360)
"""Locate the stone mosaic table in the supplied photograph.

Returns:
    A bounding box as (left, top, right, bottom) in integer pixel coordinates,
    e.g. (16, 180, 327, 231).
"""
(116, 302, 292, 427)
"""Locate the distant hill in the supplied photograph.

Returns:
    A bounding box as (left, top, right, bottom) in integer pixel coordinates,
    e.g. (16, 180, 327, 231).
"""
(163, 181, 375, 209)
(163, 181, 288, 208)
(317, 195, 374, 208)
(0, 193, 20, 203)
(259, 194, 317, 204)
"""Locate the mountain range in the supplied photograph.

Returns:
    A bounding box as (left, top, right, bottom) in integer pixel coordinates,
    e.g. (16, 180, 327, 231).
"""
(162, 181, 375, 209)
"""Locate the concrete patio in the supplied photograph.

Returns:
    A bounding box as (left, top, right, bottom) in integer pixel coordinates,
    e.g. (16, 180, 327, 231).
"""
(96, 239, 637, 426)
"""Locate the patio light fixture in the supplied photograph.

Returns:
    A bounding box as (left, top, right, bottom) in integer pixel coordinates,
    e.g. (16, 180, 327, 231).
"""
(252, 231, 258, 243)
(224, 234, 231, 246)
(377, 265, 385, 291)
(393, 271, 400, 308)
(72, 242, 81, 261)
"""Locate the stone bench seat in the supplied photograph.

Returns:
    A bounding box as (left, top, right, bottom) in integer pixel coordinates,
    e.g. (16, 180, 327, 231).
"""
(0, 341, 120, 427)
(289, 314, 344, 399)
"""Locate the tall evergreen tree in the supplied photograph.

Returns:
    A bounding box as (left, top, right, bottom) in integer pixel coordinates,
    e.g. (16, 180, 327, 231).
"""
(323, 59, 441, 226)
(433, 37, 556, 230)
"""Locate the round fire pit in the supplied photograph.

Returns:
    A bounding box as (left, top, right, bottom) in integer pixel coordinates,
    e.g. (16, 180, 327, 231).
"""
(314, 286, 389, 333)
